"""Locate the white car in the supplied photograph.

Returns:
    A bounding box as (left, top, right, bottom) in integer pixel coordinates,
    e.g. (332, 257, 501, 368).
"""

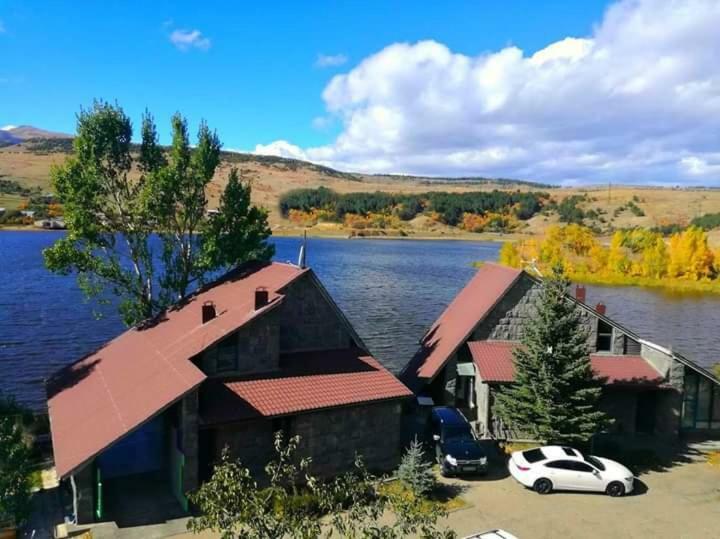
(464, 530, 519, 539)
(508, 445, 634, 497)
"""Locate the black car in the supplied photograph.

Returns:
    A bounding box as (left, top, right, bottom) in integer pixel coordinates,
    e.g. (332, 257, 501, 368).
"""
(430, 406, 488, 476)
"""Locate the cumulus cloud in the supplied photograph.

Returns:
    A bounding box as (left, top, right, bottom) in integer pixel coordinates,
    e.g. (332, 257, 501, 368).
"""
(315, 53, 348, 68)
(259, 0, 720, 185)
(254, 140, 309, 161)
(170, 29, 211, 51)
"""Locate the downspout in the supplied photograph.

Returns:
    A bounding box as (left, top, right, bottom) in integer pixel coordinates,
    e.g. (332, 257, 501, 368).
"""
(69, 474, 78, 525)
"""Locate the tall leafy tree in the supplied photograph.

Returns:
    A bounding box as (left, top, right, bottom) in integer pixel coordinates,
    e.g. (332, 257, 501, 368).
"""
(494, 267, 610, 444)
(44, 101, 273, 325)
(0, 395, 32, 526)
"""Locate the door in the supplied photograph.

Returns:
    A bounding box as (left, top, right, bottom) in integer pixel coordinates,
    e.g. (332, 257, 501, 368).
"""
(543, 460, 577, 490)
(636, 391, 657, 434)
(570, 461, 604, 491)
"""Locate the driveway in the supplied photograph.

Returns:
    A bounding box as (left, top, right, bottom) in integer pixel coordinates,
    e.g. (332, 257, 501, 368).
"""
(443, 458, 720, 539)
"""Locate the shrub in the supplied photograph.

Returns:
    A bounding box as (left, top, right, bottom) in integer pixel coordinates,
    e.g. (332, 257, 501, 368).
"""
(397, 438, 436, 498)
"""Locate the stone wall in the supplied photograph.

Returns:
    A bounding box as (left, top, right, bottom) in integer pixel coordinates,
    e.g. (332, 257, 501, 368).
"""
(213, 419, 275, 477)
(212, 401, 403, 480)
(200, 311, 280, 377)
(293, 401, 403, 477)
(74, 463, 95, 524)
(180, 391, 200, 495)
(277, 274, 354, 353)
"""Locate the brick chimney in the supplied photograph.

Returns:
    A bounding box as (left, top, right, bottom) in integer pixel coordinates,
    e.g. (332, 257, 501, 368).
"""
(202, 301, 216, 324)
(575, 285, 586, 303)
(595, 302, 607, 316)
(255, 287, 269, 310)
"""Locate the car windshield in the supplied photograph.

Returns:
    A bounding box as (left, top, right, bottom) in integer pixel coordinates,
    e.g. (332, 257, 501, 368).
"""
(585, 455, 606, 471)
(443, 425, 473, 441)
(523, 448, 546, 463)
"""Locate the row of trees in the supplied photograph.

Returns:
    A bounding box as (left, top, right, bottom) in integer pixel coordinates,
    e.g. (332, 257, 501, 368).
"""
(501, 224, 720, 283)
(279, 187, 548, 226)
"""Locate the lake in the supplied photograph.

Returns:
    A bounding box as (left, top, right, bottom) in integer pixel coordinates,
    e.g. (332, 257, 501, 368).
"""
(1, 231, 719, 411)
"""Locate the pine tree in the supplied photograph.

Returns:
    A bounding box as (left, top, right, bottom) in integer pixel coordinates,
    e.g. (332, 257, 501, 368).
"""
(494, 267, 611, 444)
(396, 437, 436, 498)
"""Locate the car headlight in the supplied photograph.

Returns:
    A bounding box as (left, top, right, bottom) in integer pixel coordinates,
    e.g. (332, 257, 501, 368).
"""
(480, 457, 488, 465)
(445, 455, 457, 466)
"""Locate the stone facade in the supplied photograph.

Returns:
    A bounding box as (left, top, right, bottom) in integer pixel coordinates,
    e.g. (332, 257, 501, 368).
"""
(277, 274, 353, 353)
(211, 401, 403, 480)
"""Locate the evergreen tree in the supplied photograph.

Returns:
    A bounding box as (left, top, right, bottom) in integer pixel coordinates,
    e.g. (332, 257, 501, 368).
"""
(0, 395, 32, 526)
(494, 267, 610, 444)
(397, 437, 436, 498)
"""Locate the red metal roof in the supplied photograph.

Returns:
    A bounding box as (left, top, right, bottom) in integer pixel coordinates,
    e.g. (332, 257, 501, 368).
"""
(48, 262, 308, 478)
(201, 348, 412, 424)
(401, 263, 522, 386)
(468, 340, 665, 385)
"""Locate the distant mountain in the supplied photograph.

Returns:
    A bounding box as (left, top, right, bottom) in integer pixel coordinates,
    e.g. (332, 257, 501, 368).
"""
(0, 130, 22, 146)
(0, 125, 72, 141)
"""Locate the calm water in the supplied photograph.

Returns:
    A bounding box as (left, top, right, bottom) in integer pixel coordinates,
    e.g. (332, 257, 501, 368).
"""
(1, 231, 719, 411)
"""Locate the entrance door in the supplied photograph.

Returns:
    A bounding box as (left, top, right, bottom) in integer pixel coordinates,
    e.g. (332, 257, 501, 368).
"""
(636, 391, 657, 434)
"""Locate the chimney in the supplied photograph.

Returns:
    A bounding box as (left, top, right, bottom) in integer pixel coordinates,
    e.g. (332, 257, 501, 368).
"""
(202, 301, 216, 324)
(575, 285, 586, 303)
(255, 287, 269, 310)
(595, 302, 606, 316)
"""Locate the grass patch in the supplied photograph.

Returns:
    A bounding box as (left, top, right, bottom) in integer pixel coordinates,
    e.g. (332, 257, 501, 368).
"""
(379, 479, 469, 513)
(0, 193, 25, 211)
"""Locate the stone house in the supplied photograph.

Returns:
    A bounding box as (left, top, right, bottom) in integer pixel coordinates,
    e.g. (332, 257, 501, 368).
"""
(47, 261, 411, 525)
(400, 263, 720, 443)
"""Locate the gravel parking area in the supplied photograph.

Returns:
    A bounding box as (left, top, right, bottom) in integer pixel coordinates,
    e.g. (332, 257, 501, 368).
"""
(441, 456, 720, 539)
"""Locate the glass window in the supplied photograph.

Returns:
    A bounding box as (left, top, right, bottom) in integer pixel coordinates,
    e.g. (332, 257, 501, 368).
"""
(545, 460, 575, 470)
(596, 320, 613, 352)
(697, 377, 713, 429)
(523, 448, 546, 463)
(572, 462, 595, 473)
(681, 371, 698, 428)
(585, 455, 606, 471)
(712, 385, 720, 430)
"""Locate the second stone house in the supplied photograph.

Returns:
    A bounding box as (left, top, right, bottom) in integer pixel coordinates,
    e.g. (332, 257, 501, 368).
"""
(48, 261, 411, 525)
(401, 262, 720, 443)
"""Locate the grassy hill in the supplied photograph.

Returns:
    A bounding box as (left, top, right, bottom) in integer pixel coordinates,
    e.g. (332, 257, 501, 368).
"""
(2, 137, 720, 244)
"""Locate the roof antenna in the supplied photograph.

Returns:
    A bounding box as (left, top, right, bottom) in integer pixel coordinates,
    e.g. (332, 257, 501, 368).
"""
(297, 230, 307, 268)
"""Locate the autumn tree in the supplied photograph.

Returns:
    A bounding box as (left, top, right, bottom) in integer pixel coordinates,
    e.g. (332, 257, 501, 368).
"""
(494, 267, 611, 444)
(44, 101, 273, 325)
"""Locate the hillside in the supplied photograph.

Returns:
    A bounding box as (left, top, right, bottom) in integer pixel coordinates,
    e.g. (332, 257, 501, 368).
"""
(2, 137, 720, 243)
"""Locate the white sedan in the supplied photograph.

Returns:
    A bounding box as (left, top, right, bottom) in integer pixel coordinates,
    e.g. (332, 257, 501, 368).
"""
(508, 445, 635, 497)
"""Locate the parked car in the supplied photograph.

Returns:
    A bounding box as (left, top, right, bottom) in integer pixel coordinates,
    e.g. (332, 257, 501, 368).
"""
(430, 406, 488, 476)
(463, 530, 519, 539)
(508, 445, 634, 497)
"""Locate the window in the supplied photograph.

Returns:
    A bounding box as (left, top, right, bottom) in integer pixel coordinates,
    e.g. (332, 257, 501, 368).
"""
(571, 461, 595, 473)
(681, 368, 720, 430)
(215, 335, 238, 373)
(562, 447, 578, 457)
(523, 448, 546, 463)
(596, 320, 613, 352)
(545, 460, 575, 470)
(585, 455, 606, 471)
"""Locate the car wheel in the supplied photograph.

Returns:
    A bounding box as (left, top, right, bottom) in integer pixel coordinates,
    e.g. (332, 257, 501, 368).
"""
(533, 478, 553, 495)
(606, 481, 625, 497)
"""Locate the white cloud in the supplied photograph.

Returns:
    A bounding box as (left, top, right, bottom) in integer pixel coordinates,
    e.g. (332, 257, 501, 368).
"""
(315, 53, 348, 68)
(260, 0, 720, 185)
(1, 125, 17, 131)
(253, 140, 309, 161)
(169, 29, 211, 51)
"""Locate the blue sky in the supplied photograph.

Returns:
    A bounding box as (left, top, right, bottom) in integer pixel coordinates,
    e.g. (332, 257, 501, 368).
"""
(0, 1, 607, 147)
(1, 0, 719, 184)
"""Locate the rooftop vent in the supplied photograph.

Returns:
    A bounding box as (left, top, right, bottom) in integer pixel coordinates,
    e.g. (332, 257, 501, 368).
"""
(255, 287, 269, 310)
(595, 302, 607, 316)
(575, 285, 586, 303)
(202, 301, 216, 324)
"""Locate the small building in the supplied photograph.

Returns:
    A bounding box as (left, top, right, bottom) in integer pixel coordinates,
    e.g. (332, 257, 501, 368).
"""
(401, 263, 720, 442)
(47, 261, 411, 525)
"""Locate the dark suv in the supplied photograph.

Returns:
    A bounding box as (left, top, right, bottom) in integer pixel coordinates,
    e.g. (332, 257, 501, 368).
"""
(430, 407, 488, 476)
